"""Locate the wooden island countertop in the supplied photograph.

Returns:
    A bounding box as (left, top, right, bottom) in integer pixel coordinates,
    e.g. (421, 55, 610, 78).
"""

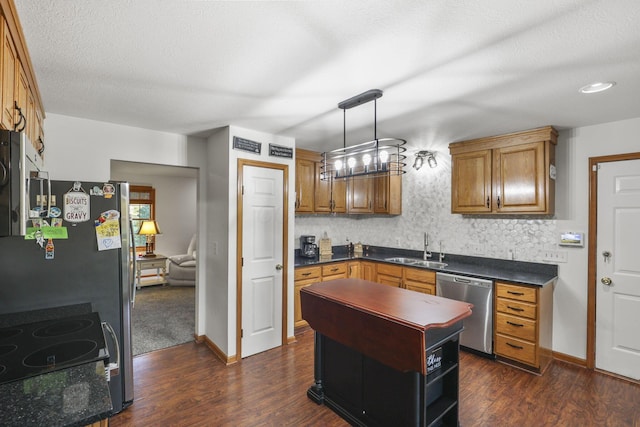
(301, 278, 473, 375)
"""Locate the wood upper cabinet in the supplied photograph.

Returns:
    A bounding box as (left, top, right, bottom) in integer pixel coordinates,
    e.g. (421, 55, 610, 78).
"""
(449, 126, 557, 215)
(295, 149, 317, 213)
(347, 177, 374, 214)
(14, 62, 28, 132)
(373, 173, 402, 215)
(314, 162, 346, 213)
(1, 17, 17, 131)
(296, 148, 401, 215)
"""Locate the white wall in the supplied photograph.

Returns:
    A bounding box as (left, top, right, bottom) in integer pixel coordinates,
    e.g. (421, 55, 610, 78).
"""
(295, 117, 640, 360)
(109, 169, 198, 257)
(205, 126, 295, 358)
(43, 113, 208, 335)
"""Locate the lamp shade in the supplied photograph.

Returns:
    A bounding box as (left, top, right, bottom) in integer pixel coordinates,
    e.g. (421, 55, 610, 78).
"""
(138, 220, 162, 236)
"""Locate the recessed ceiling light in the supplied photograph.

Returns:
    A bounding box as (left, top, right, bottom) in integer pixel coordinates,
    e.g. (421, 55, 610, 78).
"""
(579, 81, 616, 94)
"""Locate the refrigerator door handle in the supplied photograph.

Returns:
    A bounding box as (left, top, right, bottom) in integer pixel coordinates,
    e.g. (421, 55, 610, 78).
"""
(130, 219, 137, 307)
(102, 321, 121, 381)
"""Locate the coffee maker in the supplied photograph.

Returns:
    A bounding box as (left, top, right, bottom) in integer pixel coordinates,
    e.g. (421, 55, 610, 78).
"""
(300, 235, 318, 258)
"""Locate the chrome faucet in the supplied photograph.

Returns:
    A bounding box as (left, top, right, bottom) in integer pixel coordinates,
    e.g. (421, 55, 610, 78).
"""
(423, 232, 432, 260)
(439, 241, 445, 262)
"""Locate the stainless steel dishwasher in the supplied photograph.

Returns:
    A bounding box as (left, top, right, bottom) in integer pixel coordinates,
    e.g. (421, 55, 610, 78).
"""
(436, 272, 493, 356)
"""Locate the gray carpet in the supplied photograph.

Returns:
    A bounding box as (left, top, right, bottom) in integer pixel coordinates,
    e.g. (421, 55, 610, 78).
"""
(131, 285, 195, 356)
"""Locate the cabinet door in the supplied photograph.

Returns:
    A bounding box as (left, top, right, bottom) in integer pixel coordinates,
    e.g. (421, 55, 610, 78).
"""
(1, 19, 17, 130)
(295, 157, 315, 212)
(347, 177, 374, 213)
(348, 261, 361, 279)
(403, 267, 436, 295)
(314, 163, 347, 213)
(374, 173, 402, 215)
(376, 263, 402, 287)
(332, 178, 347, 213)
(361, 261, 376, 282)
(314, 162, 332, 212)
(493, 141, 547, 213)
(451, 150, 492, 213)
(294, 278, 318, 328)
(14, 63, 28, 132)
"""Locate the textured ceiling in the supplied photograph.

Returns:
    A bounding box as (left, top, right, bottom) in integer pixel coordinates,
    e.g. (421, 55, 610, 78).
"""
(14, 0, 640, 152)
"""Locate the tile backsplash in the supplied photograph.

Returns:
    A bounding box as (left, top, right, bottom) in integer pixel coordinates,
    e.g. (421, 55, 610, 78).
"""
(295, 164, 556, 262)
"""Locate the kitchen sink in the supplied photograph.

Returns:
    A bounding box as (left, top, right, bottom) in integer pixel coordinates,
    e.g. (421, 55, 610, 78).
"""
(410, 260, 448, 269)
(384, 257, 421, 264)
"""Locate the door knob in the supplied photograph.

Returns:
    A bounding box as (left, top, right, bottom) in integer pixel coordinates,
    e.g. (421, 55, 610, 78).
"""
(600, 277, 612, 286)
(275, 264, 283, 271)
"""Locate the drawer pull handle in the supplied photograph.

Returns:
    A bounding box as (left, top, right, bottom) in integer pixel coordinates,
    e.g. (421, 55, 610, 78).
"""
(506, 342, 524, 350)
(506, 321, 524, 327)
(331, 268, 338, 272)
(507, 305, 524, 312)
(302, 272, 311, 277)
(507, 291, 525, 296)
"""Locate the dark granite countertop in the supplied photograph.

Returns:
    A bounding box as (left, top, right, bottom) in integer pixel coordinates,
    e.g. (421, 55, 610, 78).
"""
(0, 361, 112, 427)
(0, 304, 112, 427)
(295, 246, 558, 286)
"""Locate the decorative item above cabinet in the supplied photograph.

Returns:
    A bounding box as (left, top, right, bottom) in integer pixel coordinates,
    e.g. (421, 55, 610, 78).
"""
(449, 126, 558, 215)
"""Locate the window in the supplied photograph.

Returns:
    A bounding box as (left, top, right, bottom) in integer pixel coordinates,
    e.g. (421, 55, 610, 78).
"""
(129, 186, 156, 251)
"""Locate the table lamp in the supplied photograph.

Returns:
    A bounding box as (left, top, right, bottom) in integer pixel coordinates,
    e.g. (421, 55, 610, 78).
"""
(138, 220, 162, 257)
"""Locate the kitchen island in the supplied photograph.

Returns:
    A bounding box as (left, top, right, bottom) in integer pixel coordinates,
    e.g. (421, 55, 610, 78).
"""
(301, 279, 472, 426)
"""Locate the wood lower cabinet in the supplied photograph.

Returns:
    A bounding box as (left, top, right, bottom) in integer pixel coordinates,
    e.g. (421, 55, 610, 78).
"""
(494, 281, 553, 373)
(294, 262, 349, 329)
(375, 263, 403, 287)
(347, 261, 360, 279)
(403, 267, 436, 295)
(321, 262, 348, 282)
(294, 266, 321, 328)
(361, 261, 376, 282)
(449, 126, 557, 215)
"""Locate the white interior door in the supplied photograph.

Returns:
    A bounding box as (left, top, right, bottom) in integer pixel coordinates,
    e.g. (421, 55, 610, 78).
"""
(596, 159, 640, 380)
(241, 165, 284, 358)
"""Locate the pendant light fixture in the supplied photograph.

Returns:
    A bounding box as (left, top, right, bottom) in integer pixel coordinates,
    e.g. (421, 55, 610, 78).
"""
(321, 89, 406, 180)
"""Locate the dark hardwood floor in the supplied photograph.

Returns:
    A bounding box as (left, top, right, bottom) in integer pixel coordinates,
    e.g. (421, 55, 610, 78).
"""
(110, 329, 640, 426)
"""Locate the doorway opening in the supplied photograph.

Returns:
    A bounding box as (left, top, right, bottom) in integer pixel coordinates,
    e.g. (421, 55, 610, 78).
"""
(111, 160, 199, 356)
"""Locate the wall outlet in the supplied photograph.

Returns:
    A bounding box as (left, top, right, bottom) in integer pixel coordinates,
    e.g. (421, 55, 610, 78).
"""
(542, 250, 568, 263)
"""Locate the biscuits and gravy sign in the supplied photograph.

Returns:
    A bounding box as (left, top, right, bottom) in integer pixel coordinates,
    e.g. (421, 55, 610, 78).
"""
(63, 182, 91, 223)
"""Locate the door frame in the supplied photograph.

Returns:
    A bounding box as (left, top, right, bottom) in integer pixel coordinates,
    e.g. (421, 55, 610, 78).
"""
(587, 151, 640, 369)
(236, 159, 289, 359)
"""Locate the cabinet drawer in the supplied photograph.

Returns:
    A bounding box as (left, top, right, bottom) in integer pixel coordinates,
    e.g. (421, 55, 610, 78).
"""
(403, 267, 436, 284)
(495, 334, 537, 366)
(495, 313, 536, 342)
(295, 266, 321, 281)
(376, 263, 403, 277)
(322, 263, 347, 276)
(406, 282, 435, 295)
(496, 282, 537, 303)
(496, 297, 537, 320)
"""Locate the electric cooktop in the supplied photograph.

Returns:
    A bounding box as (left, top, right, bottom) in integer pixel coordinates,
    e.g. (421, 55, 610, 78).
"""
(0, 312, 109, 385)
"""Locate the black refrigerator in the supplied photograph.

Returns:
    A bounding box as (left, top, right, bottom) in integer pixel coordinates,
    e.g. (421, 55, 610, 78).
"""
(0, 180, 134, 413)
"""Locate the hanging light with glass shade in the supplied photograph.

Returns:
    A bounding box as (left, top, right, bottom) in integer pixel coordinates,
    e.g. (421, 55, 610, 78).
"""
(321, 89, 407, 180)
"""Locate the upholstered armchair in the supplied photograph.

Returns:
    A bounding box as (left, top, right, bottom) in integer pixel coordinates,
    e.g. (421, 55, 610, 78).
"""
(167, 235, 196, 286)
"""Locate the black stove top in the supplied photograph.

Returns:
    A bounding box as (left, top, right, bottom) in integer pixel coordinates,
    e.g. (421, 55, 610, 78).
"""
(0, 312, 109, 385)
